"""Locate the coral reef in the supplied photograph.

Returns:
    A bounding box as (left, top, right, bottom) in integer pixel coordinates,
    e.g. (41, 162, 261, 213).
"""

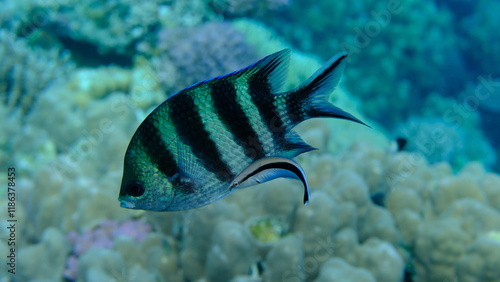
(6, 69, 500, 282)
(264, 235, 304, 281)
(153, 21, 259, 93)
(17, 228, 69, 281)
(455, 232, 500, 281)
(210, 0, 290, 18)
(206, 221, 257, 281)
(2, 0, 500, 281)
(64, 219, 154, 280)
(383, 159, 500, 282)
(396, 118, 464, 164)
(42, 0, 166, 55)
(394, 116, 496, 171)
(0, 28, 74, 179)
(247, 215, 288, 245)
(315, 258, 376, 282)
(0, 29, 73, 115)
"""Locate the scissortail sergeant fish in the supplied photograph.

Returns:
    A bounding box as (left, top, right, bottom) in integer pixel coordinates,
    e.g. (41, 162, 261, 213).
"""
(119, 49, 366, 211)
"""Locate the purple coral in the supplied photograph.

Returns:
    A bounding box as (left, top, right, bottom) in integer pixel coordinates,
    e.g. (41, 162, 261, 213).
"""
(154, 22, 259, 92)
(64, 219, 153, 280)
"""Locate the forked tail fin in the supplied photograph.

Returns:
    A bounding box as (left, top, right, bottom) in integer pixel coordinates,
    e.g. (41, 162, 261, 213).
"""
(284, 52, 368, 127)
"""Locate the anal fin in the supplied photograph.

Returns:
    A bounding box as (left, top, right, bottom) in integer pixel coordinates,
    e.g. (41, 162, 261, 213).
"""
(281, 130, 316, 158)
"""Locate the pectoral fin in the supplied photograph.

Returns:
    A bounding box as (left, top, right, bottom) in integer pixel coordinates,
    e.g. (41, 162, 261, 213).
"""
(175, 138, 210, 193)
(230, 157, 310, 205)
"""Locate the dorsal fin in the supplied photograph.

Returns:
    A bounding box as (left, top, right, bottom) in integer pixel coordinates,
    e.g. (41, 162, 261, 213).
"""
(284, 52, 369, 127)
(239, 48, 290, 94)
(182, 49, 291, 95)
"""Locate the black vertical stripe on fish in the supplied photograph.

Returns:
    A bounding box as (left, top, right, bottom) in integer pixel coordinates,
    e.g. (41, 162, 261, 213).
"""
(169, 93, 234, 182)
(138, 118, 178, 179)
(210, 79, 265, 160)
(248, 72, 287, 147)
(284, 91, 305, 125)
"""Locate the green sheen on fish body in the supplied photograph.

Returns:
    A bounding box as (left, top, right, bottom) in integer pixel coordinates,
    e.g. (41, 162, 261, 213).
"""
(119, 49, 367, 211)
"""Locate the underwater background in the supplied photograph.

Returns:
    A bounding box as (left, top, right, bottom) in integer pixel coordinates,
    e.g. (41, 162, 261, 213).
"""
(1, 0, 500, 281)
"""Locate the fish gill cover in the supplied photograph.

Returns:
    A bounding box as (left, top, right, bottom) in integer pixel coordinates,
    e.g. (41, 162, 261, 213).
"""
(0, 0, 499, 281)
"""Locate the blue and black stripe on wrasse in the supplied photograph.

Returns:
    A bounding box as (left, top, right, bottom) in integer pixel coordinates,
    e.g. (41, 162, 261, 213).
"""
(119, 49, 367, 211)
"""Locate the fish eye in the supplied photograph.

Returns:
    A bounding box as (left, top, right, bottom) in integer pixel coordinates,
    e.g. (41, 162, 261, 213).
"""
(126, 182, 145, 197)
(233, 182, 239, 187)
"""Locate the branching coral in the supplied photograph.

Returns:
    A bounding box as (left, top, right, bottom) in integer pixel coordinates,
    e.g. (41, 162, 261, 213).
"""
(0, 29, 73, 115)
(44, 0, 166, 54)
(0, 29, 74, 176)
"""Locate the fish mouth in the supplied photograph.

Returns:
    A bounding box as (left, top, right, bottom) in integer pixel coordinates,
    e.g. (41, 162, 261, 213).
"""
(119, 199, 136, 209)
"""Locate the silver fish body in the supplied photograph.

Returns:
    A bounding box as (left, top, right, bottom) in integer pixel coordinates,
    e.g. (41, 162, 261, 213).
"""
(119, 49, 365, 211)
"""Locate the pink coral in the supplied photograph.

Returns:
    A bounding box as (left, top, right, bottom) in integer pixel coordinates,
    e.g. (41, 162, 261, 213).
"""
(64, 219, 153, 280)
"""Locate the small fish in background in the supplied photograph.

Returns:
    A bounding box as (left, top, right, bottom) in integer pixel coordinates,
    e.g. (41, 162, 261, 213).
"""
(373, 137, 409, 207)
(387, 136, 408, 154)
(396, 137, 408, 151)
(370, 192, 386, 207)
(119, 49, 367, 211)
